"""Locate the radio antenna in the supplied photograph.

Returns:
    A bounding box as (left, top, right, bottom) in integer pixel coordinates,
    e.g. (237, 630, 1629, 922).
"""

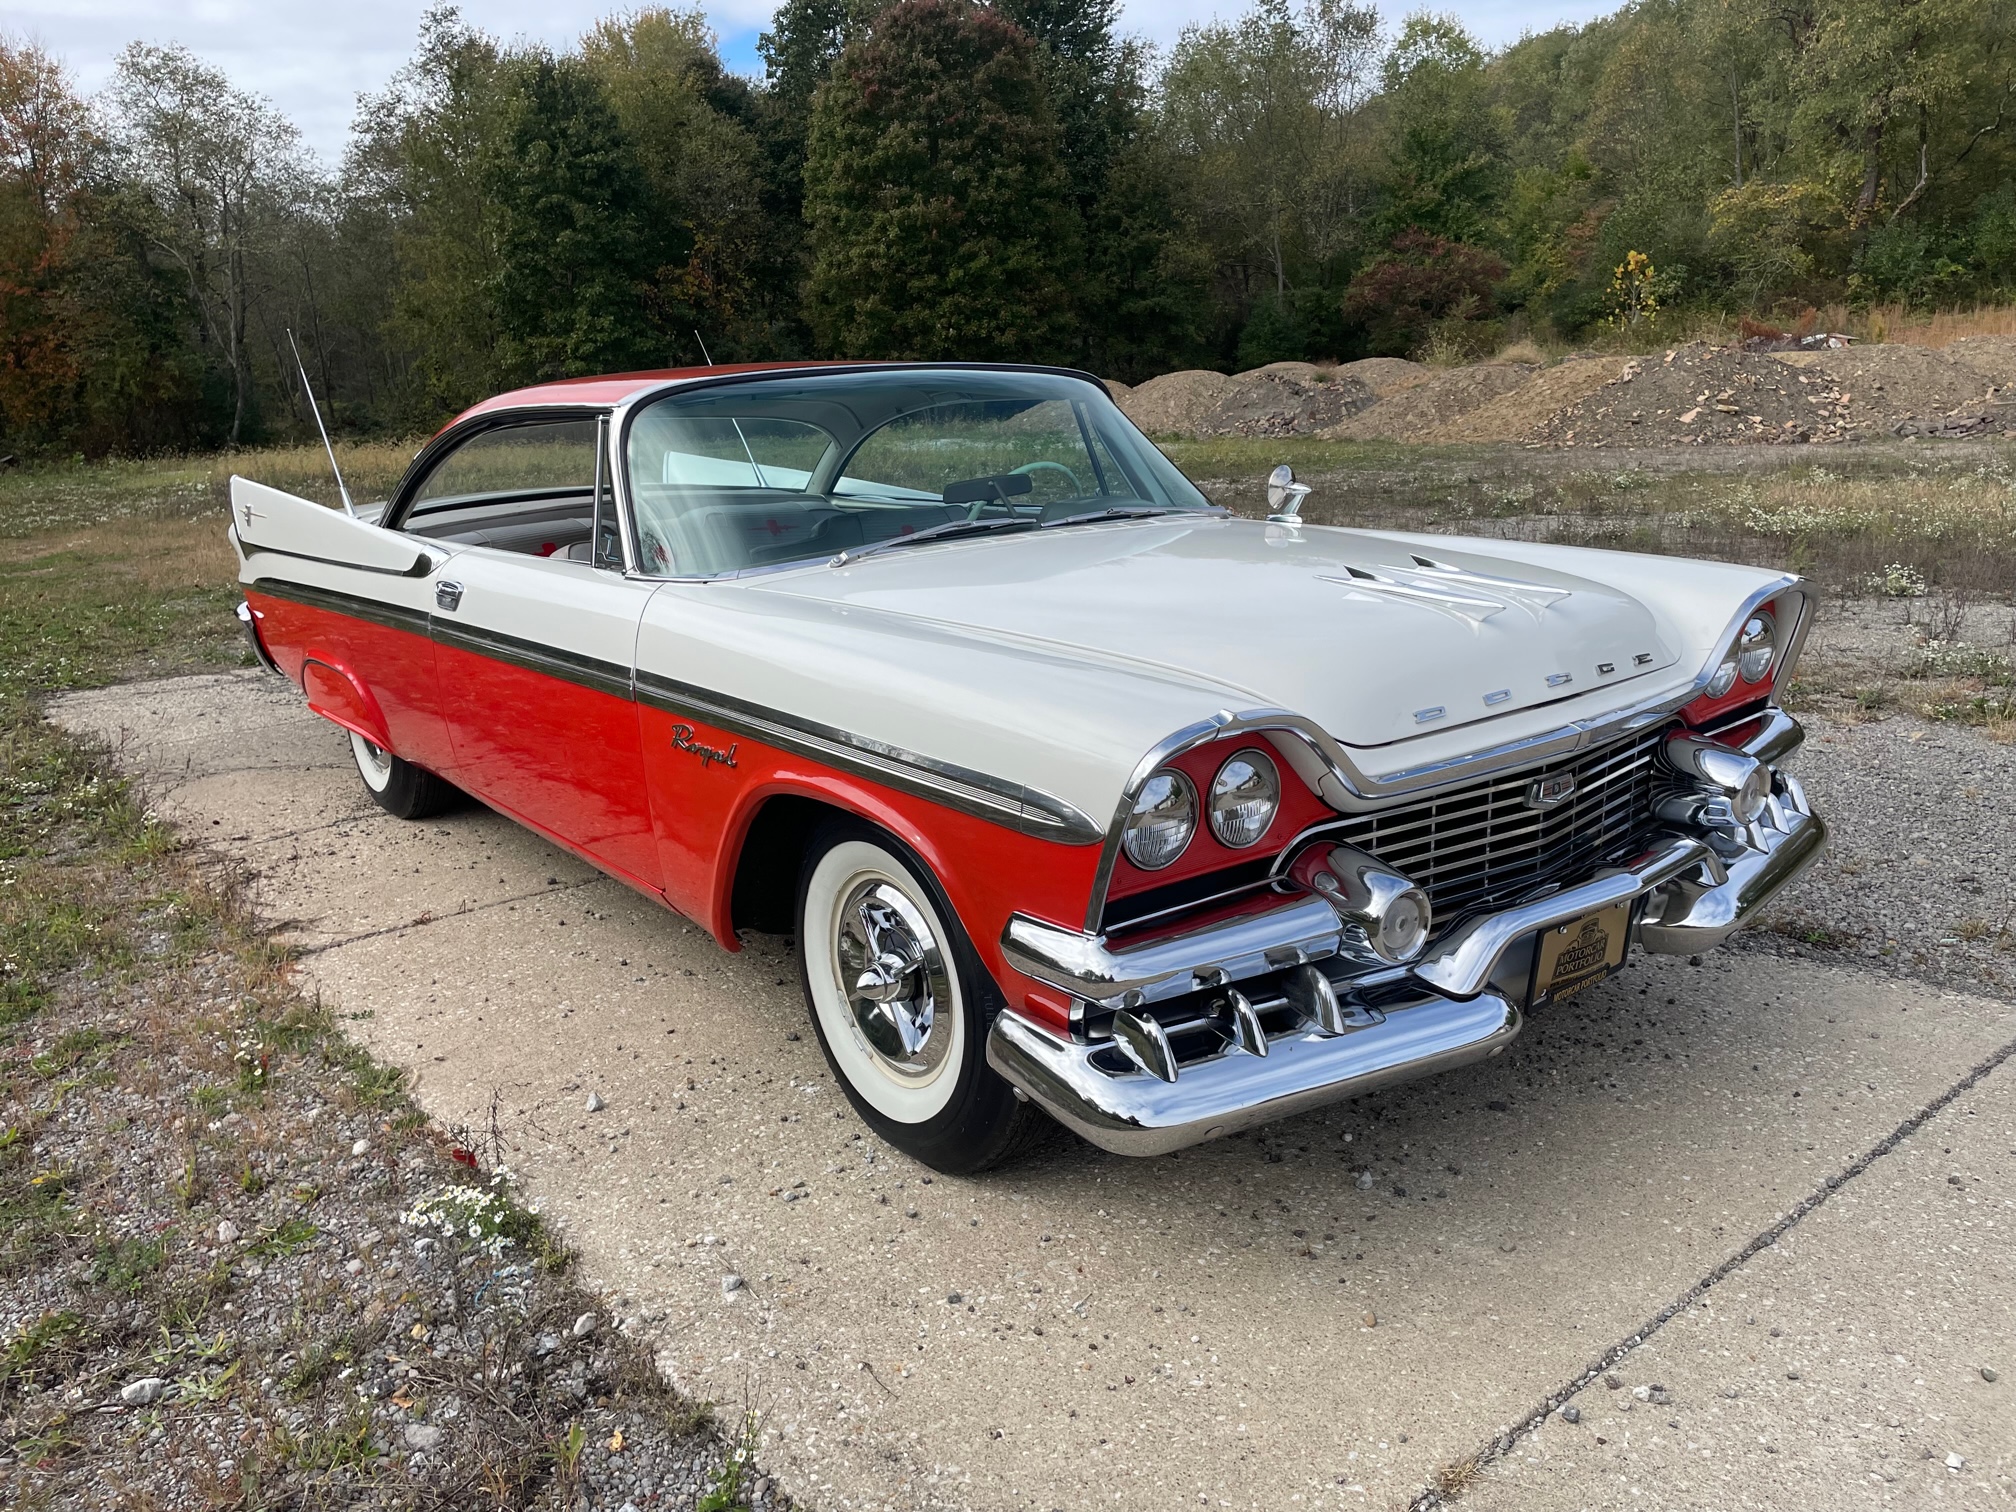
(693, 328, 715, 366)
(287, 328, 355, 517)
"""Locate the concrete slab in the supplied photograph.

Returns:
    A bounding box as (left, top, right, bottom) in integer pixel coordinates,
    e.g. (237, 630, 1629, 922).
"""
(50, 674, 2016, 1512)
(1463, 1085, 2016, 1509)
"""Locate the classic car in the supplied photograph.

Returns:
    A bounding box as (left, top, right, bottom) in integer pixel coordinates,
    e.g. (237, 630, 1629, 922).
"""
(229, 362, 1827, 1173)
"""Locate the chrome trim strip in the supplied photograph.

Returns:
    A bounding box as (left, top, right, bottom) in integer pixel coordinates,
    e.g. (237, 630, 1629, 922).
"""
(431, 620, 634, 702)
(240, 541, 436, 579)
(634, 669, 1102, 844)
(986, 988, 1521, 1157)
(1003, 892, 1346, 1007)
(235, 600, 284, 678)
(1083, 577, 1810, 931)
(1702, 704, 1804, 766)
(1409, 835, 1722, 999)
(247, 577, 431, 637)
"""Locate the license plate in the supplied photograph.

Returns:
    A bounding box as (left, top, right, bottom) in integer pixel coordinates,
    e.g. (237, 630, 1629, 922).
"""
(1529, 901, 1632, 1009)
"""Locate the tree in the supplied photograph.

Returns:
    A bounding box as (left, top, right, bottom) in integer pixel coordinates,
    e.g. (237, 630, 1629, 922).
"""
(107, 42, 308, 445)
(483, 54, 662, 382)
(802, 0, 1081, 361)
(347, 5, 512, 419)
(581, 7, 782, 360)
(1340, 229, 1505, 356)
(1373, 15, 1508, 245)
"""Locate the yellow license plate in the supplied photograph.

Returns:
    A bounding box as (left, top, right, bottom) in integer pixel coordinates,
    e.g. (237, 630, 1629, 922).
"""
(1530, 901, 1632, 1009)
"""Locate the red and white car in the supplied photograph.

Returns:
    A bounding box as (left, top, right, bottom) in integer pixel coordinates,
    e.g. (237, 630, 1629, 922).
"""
(231, 363, 1827, 1172)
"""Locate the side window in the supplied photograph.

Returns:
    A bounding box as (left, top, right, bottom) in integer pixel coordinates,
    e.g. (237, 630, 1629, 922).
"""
(413, 419, 598, 506)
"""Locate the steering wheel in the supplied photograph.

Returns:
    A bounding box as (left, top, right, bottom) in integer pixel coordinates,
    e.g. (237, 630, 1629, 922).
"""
(1012, 460, 1086, 495)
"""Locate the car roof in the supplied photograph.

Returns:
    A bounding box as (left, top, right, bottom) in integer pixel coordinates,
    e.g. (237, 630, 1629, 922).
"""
(448, 361, 840, 427)
(445, 360, 1110, 431)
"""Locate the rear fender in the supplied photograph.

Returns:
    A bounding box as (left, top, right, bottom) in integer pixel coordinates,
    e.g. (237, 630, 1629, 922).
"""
(300, 655, 392, 749)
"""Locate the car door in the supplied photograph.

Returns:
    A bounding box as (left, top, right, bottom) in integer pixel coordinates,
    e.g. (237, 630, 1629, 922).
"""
(231, 477, 459, 778)
(414, 419, 664, 893)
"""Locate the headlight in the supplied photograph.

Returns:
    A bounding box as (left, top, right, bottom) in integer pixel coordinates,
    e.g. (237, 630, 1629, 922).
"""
(1122, 769, 1197, 870)
(1737, 612, 1775, 683)
(1705, 653, 1739, 699)
(1208, 748, 1280, 848)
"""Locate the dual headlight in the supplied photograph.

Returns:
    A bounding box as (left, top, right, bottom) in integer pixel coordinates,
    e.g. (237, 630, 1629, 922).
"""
(1122, 747, 1281, 870)
(1704, 610, 1777, 699)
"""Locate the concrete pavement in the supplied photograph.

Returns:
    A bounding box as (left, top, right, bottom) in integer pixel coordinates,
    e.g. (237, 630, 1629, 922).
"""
(52, 670, 2016, 1510)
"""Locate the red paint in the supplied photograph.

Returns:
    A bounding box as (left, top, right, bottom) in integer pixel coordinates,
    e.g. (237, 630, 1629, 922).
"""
(637, 702, 1095, 1033)
(245, 589, 458, 777)
(1105, 735, 1335, 900)
(1678, 597, 1781, 728)
(301, 657, 390, 747)
(247, 585, 1096, 1032)
(433, 639, 662, 893)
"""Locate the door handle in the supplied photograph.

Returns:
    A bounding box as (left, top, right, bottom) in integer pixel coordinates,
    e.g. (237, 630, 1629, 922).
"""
(434, 580, 463, 612)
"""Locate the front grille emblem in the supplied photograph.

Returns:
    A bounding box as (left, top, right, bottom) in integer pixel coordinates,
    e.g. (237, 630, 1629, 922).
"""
(1527, 772, 1578, 809)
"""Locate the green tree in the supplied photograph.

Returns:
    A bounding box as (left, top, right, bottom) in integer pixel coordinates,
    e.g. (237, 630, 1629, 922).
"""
(803, 0, 1081, 361)
(484, 54, 663, 382)
(1374, 14, 1508, 245)
(581, 7, 784, 359)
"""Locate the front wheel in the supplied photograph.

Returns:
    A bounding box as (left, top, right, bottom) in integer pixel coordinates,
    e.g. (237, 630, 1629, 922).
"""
(797, 821, 1036, 1174)
(349, 730, 459, 820)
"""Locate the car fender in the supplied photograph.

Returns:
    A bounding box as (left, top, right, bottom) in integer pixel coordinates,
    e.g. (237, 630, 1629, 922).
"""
(300, 654, 393, 750)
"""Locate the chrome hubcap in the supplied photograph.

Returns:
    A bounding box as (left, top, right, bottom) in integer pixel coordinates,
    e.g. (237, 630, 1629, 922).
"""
(352, 732, 392, 786)
(833, 880, 951, 1077)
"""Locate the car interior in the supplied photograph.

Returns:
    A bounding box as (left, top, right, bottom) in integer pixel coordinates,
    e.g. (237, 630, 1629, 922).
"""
(390, 371, 1212, 578)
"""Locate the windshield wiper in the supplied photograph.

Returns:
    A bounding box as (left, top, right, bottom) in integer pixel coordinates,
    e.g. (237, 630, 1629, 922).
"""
(1039, 504, 1221, 529)
(828, 515, 1037, 567)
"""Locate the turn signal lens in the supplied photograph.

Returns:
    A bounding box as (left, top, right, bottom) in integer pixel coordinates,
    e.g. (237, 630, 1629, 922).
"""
(1122, 770, 1197, 870)
(1208, 748, 1280, 849)
(1737, 612, 1776, 684)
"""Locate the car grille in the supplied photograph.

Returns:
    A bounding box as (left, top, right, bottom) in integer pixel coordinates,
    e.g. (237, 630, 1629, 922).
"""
(1313, 725, 1678, 929)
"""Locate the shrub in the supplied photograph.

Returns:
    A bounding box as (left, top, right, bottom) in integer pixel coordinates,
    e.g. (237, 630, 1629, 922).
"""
(1341, 231, 1505, 358)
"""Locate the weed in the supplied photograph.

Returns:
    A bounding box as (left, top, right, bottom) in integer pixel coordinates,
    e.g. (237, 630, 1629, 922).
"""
(247, 1217, 318, 1258)
(280, 1331, 353, 1397)
(190, 1084, 228, 1116)
(1, 1309, 91, 1393)
(89, 1234, 167, 1294)
(697, 1407, 762, 1512)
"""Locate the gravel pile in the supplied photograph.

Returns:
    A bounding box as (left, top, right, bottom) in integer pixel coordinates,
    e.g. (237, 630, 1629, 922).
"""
(1791, 345, 2008, 436)
(1117, 369, 1241, 435)
(1192, 369, 1375, 436)
(1332, 357, 1429, 394)
(1435, 356, 1621, 443)
(1529, 344, 1868, 447)
(1323, 362, 1540, 441)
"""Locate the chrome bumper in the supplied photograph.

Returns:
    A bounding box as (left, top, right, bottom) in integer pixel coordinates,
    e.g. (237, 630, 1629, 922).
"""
(990, 706, 1827, 1157)
(236, 600, 285, 678)
(988, 980, 1521, 1156)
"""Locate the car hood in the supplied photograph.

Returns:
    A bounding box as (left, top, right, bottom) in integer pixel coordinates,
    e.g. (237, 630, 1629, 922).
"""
(747, 515, 1679, 749)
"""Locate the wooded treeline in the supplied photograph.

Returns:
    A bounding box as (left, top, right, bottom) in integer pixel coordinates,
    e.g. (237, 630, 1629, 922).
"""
(1, 0, 2011, 457)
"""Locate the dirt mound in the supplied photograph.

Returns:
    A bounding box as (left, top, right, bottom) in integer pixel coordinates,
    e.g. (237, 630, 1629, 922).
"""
(1235, 361, 1326, 384)
(1333, 357, 1429, 394)
(1530, 344, 1868, 446)
(1195, 370, 1375, 437)
(1321, 362, 1538, 441)
(1801, 345, 2002, 430)
(1433, 357, 1620, 443)
(1101, 379, 1132, 404)
(1944, 335, 2016, 388)
(1119, 370, 1240, 435)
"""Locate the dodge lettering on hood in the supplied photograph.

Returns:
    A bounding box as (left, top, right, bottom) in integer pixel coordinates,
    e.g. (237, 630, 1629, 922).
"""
(231, 363, 1827, 1172)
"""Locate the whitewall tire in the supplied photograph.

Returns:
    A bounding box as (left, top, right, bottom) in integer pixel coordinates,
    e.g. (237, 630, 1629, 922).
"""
(348, 730, 458, 820)
(796, 821, 1039, 1173)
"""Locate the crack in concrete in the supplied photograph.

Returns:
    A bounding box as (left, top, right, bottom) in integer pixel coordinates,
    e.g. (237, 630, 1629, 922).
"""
(292, 874, 612, 957)
(1409, 1017, 2016, 1508)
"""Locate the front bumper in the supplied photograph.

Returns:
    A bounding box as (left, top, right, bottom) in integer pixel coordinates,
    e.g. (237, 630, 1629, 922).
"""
(989, 706, 1827, 1156)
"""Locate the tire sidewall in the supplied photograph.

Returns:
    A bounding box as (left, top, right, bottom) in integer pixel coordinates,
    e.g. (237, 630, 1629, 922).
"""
(796, 819, 1022, 1174)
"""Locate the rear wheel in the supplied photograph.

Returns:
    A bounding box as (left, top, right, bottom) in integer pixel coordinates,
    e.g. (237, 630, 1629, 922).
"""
(349, 731, 458, 820)
(797, 821, 1036, 1174)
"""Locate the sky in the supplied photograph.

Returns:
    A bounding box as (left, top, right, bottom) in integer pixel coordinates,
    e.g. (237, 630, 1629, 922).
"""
(14, 0, 1620, 165)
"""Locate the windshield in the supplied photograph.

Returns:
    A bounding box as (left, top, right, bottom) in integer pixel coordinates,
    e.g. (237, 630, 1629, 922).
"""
(622, 369, 1213, 577)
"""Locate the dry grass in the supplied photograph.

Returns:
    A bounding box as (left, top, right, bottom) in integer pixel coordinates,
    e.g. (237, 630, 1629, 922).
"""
(1817, 302, 2016, 348)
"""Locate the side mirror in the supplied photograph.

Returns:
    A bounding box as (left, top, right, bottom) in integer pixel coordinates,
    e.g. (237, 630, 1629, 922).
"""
(1266, 464, 1311, 522)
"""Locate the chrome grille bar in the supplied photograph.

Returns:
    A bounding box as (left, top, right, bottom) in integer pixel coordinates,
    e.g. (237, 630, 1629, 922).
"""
(1298, 726, 1676, 928)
